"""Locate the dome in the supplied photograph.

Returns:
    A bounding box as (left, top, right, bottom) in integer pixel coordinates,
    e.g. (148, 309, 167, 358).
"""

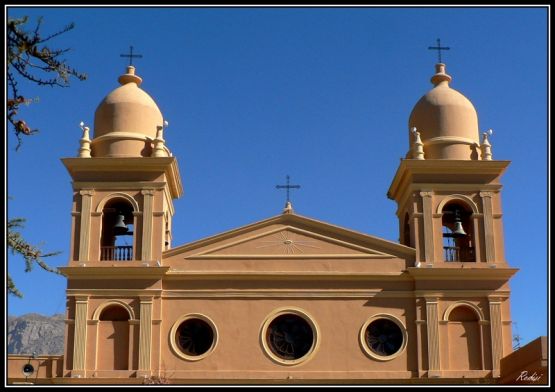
(91, 66, 164, 157)
(408, 63, 480, 160)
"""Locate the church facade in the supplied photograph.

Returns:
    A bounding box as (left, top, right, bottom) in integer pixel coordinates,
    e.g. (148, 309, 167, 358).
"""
(9, 61, 523, 384)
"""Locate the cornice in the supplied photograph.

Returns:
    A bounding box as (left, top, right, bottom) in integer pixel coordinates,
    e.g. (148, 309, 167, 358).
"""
(61, 156, 183, 199)
(58, 266, 169, 278)
(406, 267, 518, 281)
(387, 159, 510, 202)
(164, 270, 412, 281)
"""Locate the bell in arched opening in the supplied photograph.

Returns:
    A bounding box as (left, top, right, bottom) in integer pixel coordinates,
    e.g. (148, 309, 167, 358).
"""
(445, 209, 467, 238)
(442, 204, 474, 262)
(101, 200, 135, 261)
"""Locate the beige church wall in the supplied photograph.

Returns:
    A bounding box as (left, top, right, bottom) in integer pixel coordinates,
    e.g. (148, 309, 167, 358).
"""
(165, 258, 411, 275)
(8, 355, 64, 381)
(162, 277, 414, 293)
(67, 277, 161, 290)
(156, 297, 416, 380)
(413, 279, 511, 291)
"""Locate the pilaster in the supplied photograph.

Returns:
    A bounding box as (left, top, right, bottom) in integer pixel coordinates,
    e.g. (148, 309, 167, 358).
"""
(489, 297, 503, 377)
(420, 191, 435, 266)
(141, 189, 155, 261)
(78, 190, 94, 262)
(72, 296, 89, 377)
(480, 191, 496, 264)
(137, 296, 153, 377)
(425, 297, 441, 377)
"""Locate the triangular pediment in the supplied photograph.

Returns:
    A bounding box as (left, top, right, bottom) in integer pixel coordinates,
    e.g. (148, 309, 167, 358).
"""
(165, 213, 415, 261)
(193, 226, 391, 259)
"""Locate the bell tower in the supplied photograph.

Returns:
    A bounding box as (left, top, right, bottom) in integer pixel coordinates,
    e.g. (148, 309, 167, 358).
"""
(60, 65, 183, 378)
(62, 65, 183, 266)
(387, 62, 517, 378)
(388, 62, 510, 268)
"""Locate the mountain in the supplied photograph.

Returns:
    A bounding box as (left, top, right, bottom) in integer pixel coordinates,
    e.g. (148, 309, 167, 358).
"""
(7, 313, 65, 355)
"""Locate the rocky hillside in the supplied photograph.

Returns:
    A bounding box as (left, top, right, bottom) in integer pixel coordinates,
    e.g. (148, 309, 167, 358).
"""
(7, 313, 65, 355)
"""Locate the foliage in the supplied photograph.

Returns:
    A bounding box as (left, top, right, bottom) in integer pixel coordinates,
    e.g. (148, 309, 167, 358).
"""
(8, 217, 63, 298)
(7, 15, 87, 150)
(7, 16, 85, 296)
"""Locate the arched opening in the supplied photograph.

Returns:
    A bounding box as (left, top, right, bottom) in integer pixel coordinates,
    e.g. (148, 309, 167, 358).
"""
(442, 202, 475, 262)
(101, 198, 135, 261)
(97, 305, 130, 371)
(447, 306, 482, 370)
(402, 213, 411, 247)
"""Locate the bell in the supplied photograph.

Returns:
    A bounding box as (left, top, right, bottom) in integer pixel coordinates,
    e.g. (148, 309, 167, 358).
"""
(451, 221, 467, 238)
(113, 214, 129, 236)
(450, 209, 467, 238)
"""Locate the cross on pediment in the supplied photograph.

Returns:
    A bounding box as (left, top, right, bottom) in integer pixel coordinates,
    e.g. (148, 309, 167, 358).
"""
(276, 175, 301, 204)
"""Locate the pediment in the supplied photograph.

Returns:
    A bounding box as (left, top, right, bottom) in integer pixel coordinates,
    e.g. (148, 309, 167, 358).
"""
(166, 213, 415, 261)
(191, 226, 392, 259)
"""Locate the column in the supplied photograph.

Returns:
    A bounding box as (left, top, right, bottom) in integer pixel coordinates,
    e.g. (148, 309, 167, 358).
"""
(425, 297, 441, 377)
(137, 296, 153, 376)
(78, 190, 94, 262)
(72, 296, 89, 376)
(489, 297, 503, 377)
(480, 192, 496, 264)
(141, 190, 155, 261)
(420, 191, 435, 265)
(415, 298, 427, 378)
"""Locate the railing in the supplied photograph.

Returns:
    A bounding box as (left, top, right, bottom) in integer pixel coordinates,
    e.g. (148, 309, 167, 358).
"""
(444, 246, 475, 262)
(101, 246, 133, 261)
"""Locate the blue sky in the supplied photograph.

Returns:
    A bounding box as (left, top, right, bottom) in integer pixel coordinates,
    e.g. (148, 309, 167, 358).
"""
(6, 6, 548, 347)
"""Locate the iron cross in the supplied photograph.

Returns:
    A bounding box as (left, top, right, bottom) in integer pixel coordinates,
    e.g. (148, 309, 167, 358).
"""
(120, 45, 143, 66)
(276, 175, 301, 204)
(428, 38, 450, 63)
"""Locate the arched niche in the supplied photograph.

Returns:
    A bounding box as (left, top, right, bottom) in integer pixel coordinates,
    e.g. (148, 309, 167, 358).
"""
(444, 302, 485, 371)
(95, 302, 133, 371)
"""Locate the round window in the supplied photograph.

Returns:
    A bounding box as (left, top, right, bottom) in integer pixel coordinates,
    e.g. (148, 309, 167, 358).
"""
(173, 316, 216, 359)
(266, 313, 314, 361)
(361, 316, 407, 360)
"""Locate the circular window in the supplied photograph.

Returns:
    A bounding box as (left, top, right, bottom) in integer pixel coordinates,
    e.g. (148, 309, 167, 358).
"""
(170, 314, 217, 361)
(261, 308, 319, 365)
(360, 315, 407, 361)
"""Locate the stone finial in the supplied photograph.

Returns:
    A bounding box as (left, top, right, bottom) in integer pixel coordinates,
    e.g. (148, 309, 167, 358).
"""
(283, 201, 294, 214)
(118, 65, 143, 86)
(480, 129, 493, 160)
(78, 121, 91, 158)
(411, 127, 425, 160)
(431, 63, 452, 86)
(151, 120, 168, 157)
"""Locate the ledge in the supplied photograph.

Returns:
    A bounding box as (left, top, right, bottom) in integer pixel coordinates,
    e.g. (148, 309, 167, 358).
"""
(406, 267, 518, 280)
(58, 266, 169, 278)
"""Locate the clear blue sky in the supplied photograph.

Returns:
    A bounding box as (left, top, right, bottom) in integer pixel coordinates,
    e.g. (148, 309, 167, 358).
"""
(6, 6, 548, 347)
